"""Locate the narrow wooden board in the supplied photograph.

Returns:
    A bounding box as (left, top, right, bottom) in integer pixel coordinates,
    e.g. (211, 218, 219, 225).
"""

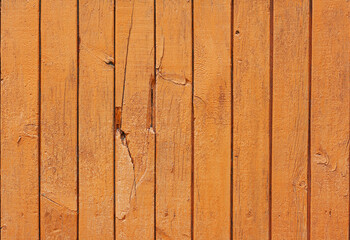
(310, 0, 350, 239)
(40, 0, 78, 238)
(271, 0, 310, 239)
(79, 0, 115, 239)
(155, 0, 192, 239)
(115, 0, 155, 239)
(1, 1, 40, 238)
(232, 0, 271, 239)
(193, 1, 231, 239)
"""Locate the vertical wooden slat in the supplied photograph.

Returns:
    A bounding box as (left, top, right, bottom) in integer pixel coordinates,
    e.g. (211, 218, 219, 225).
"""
(311, 0, 349, 239)
(155, 0, 192, 239)
(40, 0, 78, 238)
(271, 0, 310, 239)
(40, 0, 77, 239)
(79, 0, 115, 239)
(1, 0, 40, 238)
(115, 0, 155, 239)
(193, 0, 231, 239)
(232, 0, 271, 239)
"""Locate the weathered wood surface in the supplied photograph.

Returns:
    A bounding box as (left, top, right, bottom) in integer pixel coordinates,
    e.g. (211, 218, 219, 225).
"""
(193, 1, 231, 239)
(0, 1, 348, 239)
(310, 0, 349, 239)
(41, 0, 78, 238)
(1, 1, 40, 239)
(115, 0, 155, 239)
(79, 0, 115, 239)
(271, 0, 310, 239)
(233, 0, 271, 239)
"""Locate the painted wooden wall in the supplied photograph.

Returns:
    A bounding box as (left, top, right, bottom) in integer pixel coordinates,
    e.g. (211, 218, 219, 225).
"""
(0, 0, 349, 239)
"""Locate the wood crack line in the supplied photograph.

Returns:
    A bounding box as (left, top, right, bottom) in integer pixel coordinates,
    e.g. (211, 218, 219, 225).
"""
(120, 0, 135, 128)
(41, 194, 77, 213)
(117, 129, 137, 204)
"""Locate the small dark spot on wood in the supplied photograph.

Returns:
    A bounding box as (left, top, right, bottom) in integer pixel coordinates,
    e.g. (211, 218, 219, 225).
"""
(299, 181, 306, 187)
(324, 210, 332, 216)
(235, 30, 240, 35)
(104, 59, 115, 67)
(246, 210, 252, 217)
(119, 129, 127, 141)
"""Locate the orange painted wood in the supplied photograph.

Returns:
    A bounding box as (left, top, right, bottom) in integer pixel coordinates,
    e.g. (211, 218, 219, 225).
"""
(40, 0, 78, 238)
(78, 0, 115, 239)
(233, 0, 271, 239)
(271, 0, 310, 239)
(1, 1, 40, 239)
(115, 0, 155, 239)
(3, 1, 350, 238)
(155, 0, 192, 239)
(193, 0, 231, 239)
(310, 0, 350, 239)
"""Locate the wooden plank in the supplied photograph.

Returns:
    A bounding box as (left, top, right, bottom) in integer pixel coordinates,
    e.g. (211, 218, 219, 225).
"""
(155, 0, 192, 239)
(115, 0, 155, 239)
(193, 0, 231, 239)
(40, 0, 78, 238)
(271, 0, 310, 239)
(1, 1, 40, 238)
(232, 0, 271, 239)
(310, 0, 350, 239)
(79, 0, 115, 239)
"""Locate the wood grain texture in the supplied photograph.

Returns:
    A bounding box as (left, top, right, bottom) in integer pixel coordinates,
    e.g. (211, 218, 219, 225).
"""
(79, 0, 115, 239)
(40, 0, 78, 238)
(193, 0, 231, 239)
(1, 1, 40, 239)
(3, 1, 350, 238)
(155, 0, 192, 239)
(115, 0, 155, 239)
(232, 0, 271, 239)
(310, 0, 350, 239)
(271, 0, 309, 239)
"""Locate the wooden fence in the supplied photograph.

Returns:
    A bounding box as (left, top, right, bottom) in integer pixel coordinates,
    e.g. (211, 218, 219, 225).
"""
(1, 0, 349, 239)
